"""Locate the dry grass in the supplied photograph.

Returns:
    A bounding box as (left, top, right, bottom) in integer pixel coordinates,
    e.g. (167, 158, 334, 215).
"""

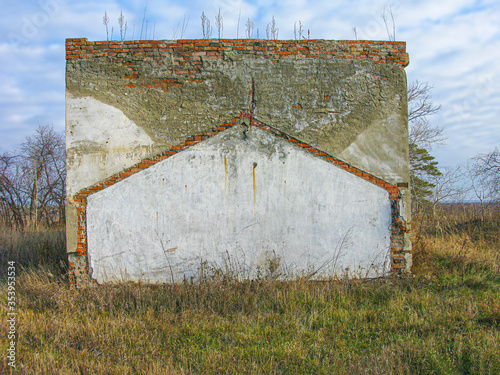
(0, 226, 68, 279)
(1, 207, 499, 374)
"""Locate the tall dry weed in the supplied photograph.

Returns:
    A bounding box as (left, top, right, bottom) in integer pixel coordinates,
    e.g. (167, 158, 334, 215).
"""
(0, 227, 67, 279)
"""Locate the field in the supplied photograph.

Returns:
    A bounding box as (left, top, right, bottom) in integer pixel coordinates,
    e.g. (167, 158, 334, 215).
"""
(1, 205, 499, 374)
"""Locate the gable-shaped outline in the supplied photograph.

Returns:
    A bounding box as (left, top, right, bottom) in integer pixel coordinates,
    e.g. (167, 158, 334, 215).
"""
(69, 110, 410, 286)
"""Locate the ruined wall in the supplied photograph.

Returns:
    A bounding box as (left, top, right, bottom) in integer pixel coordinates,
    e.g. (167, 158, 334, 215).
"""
(66, 38, 411, 286)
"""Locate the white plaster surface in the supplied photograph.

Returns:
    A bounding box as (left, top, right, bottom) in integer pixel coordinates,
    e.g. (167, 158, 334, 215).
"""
(339, 114, 408, 184)
(66, 94, 155, 197)
(86, 127, 392, 283)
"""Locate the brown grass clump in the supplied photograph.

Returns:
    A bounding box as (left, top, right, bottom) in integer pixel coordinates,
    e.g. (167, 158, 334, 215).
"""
(0, 227, 68, 279)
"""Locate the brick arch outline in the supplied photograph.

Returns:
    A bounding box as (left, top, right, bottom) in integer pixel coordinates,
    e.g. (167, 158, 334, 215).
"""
(69, 110, 410, 286)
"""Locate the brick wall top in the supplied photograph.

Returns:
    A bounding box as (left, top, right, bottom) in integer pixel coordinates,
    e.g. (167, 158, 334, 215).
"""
(66, 38, 408, 67)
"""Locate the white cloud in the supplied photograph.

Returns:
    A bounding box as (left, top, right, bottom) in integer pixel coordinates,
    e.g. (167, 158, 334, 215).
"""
(0, 0, 498, 175)
(396, 0, 500, 170)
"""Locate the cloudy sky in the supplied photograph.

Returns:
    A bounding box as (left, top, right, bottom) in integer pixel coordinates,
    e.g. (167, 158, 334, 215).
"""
(1, 0, 499, 171)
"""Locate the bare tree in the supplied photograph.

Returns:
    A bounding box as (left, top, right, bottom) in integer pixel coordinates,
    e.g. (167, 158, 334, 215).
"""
(462, 148, 500, 223)
(430, 167, 464, 216)
(0, 153, 27, 228)
(20, 125, 66, 228)
(462, 153, 500, 223)
(463, 162, 491, 222)
(474, 148, 500, 198)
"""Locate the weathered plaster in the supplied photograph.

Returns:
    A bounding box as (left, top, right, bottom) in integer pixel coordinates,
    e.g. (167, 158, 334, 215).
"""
(87, 127, 391, 283)
(339, 112, 408, 183)
(66, 93, 159, 197)
(65, 39, 411, 285)
(66, 58, 408, 184)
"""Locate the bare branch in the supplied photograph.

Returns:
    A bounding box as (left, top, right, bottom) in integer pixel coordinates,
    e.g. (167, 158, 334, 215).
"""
(16, 125, 66, 228)
(473, 148, 500, 198)
(408, 81, 442, 122)
(409, 118, 446, 149)
(431, 166, 464, 207)
(408, 80, 444, 150)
